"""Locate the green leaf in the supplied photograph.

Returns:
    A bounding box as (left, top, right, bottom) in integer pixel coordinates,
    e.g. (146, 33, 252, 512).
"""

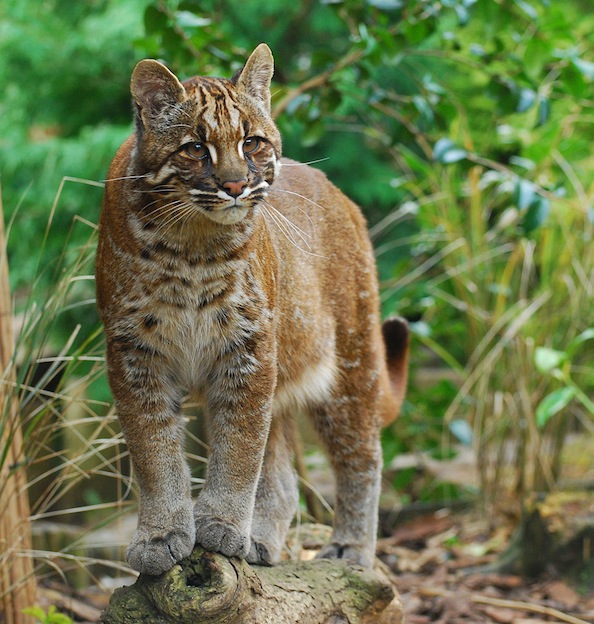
(537, 96, 551, 126)
(449, 419, 473, 445)
(522, 196, 550, 234)
(514, 0, 538, 19)
(433, 138, 467, 164)
(144, 5, 167, 35)
(517, 88, 536, 113)
(536, 387, 576, 428)
(571, 57, 594, 80)
(301, 118, 325, 148)
(366, 0, 403, 9)
(174, 11, 211, 29)
(535, 346, 567, 373)
(566, 328, 594, 358)
(515, 179, 535, 211)
(22, 607, 46, 620)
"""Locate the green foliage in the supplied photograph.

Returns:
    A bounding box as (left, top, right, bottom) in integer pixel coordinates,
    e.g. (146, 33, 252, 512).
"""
(535, 330, 594, 427)
(1, 0, 593, 512)
(22, 606, 74, 624)
(0, 0, 149, 290)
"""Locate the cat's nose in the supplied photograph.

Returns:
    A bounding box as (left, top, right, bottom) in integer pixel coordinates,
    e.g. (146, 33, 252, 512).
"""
(222, 180, 247, 198)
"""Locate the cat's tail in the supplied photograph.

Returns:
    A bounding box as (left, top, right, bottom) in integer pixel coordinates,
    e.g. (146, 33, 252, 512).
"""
(381, 317, 410, 426)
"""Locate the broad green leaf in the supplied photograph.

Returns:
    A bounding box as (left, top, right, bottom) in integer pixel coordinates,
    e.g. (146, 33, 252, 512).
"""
(433, 138, 467, 164)
(566, 328, 594, 358)
(144, 5, 167, 34)
(449, 419, 473, 445)
(536, 387, 576, 428)
(301, 118, 325, 148)
(522, 196, 550, 234)
(537, 97, 551, 126)
(366, 0, 403, 9)
(535, 346, 566, 373)
(515, 179, 535, 211)
(572, 57, 594, 80)
(517, 88, 536, 113)
(523, 38, 552, 80)
(174, 11, 211, 29)
(22, 607, 46, 619)
(514, 0, 538, 19)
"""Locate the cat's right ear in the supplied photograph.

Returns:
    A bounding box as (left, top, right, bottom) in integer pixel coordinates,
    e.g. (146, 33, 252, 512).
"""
(131, 60, 187, 128)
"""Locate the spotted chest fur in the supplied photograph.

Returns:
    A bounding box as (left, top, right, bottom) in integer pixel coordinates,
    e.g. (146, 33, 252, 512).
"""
(96, 44, 409, 576)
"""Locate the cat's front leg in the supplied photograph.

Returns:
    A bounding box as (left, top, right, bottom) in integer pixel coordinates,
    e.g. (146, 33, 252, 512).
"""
(108, 347, 195, 576)
(194, 355, 275, 560)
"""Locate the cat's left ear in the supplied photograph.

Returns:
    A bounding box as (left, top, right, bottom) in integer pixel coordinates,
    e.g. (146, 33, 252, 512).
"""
(234, 44, 274, 113)
(131, 60, 187, 127)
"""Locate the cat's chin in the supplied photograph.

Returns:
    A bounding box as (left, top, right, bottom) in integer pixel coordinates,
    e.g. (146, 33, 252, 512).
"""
(202, 205, 251, 225)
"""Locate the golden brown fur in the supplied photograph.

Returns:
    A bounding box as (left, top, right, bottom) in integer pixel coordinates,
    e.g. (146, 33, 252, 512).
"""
(96, 44, 408, 575)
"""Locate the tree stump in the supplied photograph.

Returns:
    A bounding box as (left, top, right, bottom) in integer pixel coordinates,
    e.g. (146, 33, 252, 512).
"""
(101, 525, 403, 623)
(494, 491, 594, 578)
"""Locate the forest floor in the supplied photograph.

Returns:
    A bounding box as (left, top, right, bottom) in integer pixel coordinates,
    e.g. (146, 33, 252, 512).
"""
(378, 507, 594, 624)
(38, 504, 594, 623)
(36, 433, 594, 623)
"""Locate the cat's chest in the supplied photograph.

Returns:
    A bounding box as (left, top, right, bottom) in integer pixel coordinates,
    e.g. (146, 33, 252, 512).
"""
(123, 252, 265, 388)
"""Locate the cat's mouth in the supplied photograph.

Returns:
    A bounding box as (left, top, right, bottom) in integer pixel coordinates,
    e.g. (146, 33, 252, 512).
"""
(180, 181, 269, 225)
(203, 201, 252, 225)
(199, 181, 269, 225)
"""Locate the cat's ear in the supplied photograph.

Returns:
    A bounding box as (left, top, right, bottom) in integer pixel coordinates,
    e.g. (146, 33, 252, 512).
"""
(131, 60, 187, 126)
(234, 44, 274, 113)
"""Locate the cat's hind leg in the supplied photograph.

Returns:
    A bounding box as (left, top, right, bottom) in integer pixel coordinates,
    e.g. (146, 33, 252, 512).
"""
(308, 387, 384, 568)
(247, 414, 299, 566)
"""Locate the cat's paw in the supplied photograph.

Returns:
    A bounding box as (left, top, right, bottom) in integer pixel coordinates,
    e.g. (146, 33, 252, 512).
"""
(316, 542, 374, 568)
(194, 515, 250, 559)
(126, 525, 196, 575)
(246, 538, 279, 566)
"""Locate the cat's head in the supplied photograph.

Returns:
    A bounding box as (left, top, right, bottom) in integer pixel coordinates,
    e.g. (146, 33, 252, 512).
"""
(130, 44, 282, 225)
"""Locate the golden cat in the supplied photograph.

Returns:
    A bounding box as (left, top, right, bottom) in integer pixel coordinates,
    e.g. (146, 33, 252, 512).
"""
(96, 44, 408, 575)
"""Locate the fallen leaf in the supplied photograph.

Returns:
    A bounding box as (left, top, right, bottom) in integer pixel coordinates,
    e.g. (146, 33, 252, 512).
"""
(464, 574, 524, 590)
(389, 514, 454, 545)
(543, 579, 581, 608)
(480, 605, 516, 623)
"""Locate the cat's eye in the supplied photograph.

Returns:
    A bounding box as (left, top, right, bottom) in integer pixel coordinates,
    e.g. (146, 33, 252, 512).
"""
(182, 142, 209, 160)
(243, 137, 261, 155)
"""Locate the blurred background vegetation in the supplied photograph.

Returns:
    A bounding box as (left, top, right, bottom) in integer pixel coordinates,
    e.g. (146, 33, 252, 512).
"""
(1, 0, 593, 593)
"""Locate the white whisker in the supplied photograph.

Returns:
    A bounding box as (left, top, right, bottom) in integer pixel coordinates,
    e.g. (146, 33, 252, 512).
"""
(139, 186, 177, 195)
(270, 187, 326, 213)
(153, 202, 195, 238)
(263, 201, 312, 247)
(103, 174, 150, 182)
(261, 204, 296, 246)
(281, 158, 330, 167)
(143, 197, 184, 219)
(261, 203, 327, 259)
(268, 193, 316, 231)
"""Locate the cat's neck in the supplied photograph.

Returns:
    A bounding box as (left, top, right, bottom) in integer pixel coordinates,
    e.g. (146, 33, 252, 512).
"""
(127, 184, 262, 262)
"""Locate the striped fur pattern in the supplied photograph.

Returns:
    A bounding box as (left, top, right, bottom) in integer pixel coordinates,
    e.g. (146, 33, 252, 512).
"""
(96, 44, 409, 575)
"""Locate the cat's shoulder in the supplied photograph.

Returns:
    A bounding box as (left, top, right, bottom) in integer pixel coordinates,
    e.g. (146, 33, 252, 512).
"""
(276, 157, 359, 218)
(277, 158, 329, 188)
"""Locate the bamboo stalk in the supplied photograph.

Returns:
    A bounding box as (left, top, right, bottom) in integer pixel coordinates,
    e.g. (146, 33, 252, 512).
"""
(0, 190, 37, 624)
